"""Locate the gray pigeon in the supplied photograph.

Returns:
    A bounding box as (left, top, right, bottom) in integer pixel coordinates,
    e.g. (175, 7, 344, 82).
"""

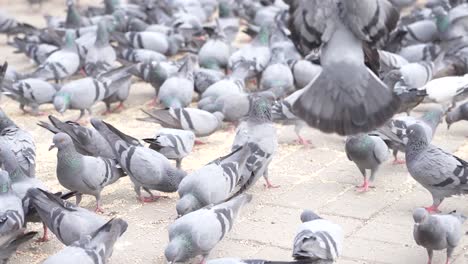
(165, 194, 252, 264)
(199, 21, 231, 71)
(50, 133, 125, 212)
(399, 43, 441, 63)
(176, 144, 253, 216)
(207, 259, 310, 264)
(446, 101, 468, 129)
(289, 59, 322, 90)
(143, 128, 195, 169)
(0, 230, 36, 264)
(413, 208, 466, 264)
(99, 67, 133, 114)
(0, 171, 24, 236)
(115, 31, 184, 56)
(0, 109, 36, 178)
(406, 124, 468, 213)
(139, 108, 224, 138)
(38, 115, 114, 159)
(31, 31, 80, 83)
(11, 37, 59, 65)
(232, 97, 278, 189)
(158, 56, 195, 109)
(345, 134, 389, 192)
(0, 11, 36, 40)
(118, 47, 167, 64)
(84, 20, 117, 77)
(42, 218, 128, 264)
(286, 0, 401, 135)
(2, 78, 58, 116)
(27, 188, 107, 246)
(293, 210, 344, 262)
(91, 119, 186, 202)
(260, 48, 294, 98)
(194, 68, 225, 95)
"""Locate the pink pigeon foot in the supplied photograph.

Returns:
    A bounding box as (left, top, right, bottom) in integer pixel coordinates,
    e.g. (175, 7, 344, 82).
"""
(36, 224, 49, 242)
(356, 180, 370, 192)
(392, 158, 406, 165)
(424, 205, 441, 214)
(263, 179, 280, 189)
(147, 97, 158, 107)
(195, 140, 206, 145)
(94, 206, 104, 213)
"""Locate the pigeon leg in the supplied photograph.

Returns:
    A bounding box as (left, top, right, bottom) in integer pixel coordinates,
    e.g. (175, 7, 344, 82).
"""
(20, 104, 28, 115)
(425, 197, 443, 213)
(195, 139, 206, 145)
(113, 102, 125, 112)
(294, 121, 313, 146)
(75, 109, 86, 122)
(30, 105, 46, 116)
(446, 247, 454, 264)
(176, 159, 182, 169)
(263, 169, 280, 189)
(36, 223, 49, 242)
(426, 248, 433, 264)
(139, 187, 167, 203)
(94, 195, 104, 213)
(102, 102, 113, 116)
(147, 97, 158, 107)
(392, 149, 405, 165)
(75, 193, 83, 205)
(356, 168, 369, 192)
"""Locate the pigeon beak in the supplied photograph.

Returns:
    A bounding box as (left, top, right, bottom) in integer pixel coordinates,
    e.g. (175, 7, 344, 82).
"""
(48, 144, 56, 151)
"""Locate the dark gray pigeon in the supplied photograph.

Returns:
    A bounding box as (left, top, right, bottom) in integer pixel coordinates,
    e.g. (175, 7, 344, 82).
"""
(413, 208, 466, 264)
(446, 101, 468, 129)
(42, 217, 128, 264)
(143, 128, 195, 169)
(50, 133, 125, 212)
(2, 78, 59, 116)
(293, 210, 344, 262)
(91, 119, 186, 202)
(27, 188, 107, 246)
(165, 194, 252, 264)
(38, 115, 114, 159)
(0, 109, 36, 178)
(345, 134, 389, 192)
(176, 144, 253, 216)
(286, 0, 401, 135)
(0, 230, 36, 264)
(0, 171, 24, 237)
(406, 124, 468, 213)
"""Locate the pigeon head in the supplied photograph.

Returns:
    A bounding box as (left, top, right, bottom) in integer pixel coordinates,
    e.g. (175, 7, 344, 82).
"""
(50, 133, 74, 151)
(53, 92, 71, 114)
(445, 109, 458, 130)
(165, 235, 193, 263)
(406, 124, 428, 144)
(421, 108, 444, 128)
(176, 194, 201, 217)
(249, 97, 273, 122)
(413, 207, 429, 225)
(300, 210, 321, 223)
(0, 108, 16, 131)
(0, 170, 11, 194)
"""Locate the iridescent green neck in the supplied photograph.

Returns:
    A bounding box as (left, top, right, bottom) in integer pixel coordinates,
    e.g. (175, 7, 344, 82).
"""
(436, 15, 450, 32)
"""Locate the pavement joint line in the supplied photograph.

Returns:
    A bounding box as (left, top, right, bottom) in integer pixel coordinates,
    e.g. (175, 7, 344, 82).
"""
(227, 238, 291, 251)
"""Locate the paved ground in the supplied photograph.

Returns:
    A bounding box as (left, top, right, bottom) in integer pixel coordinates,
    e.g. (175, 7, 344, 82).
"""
(2, 0, 468, 263)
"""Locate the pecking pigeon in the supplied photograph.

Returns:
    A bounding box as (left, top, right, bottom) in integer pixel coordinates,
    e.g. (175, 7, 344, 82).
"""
(446, 101, 468, 129)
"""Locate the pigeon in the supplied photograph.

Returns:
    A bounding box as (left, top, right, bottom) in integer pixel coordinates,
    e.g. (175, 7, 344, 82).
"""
(260, 48, 294, 98)
(158, 56, 195, 109)
(142, 128, 195, 169)
(114, 31, 185, 56)
(406, 124, 468, 213)
(391, 61, 436, 89)
(293, 210, 344, 262)
(399, 43, 441, 63)
(42, 218, 128, 264)
(118, 47, 167, 64)
(30, 31, 80, 83)
(394, 87, 428, 116)
(289, 60, 322, 90)
(2, 78, 59, 116)
(207, 259, 310, 264)
(0, 109, 36, 178)
(199, 21, 231, 71)
(232, 96, 278, 189)
(99, 66, 133, 114)
(84, 20, 117, 77)
(446, 101, 468, 129)
(0, 11, 36, 40)
(91, 118, 186, 202)
(194, 68, 225, 95)
(345, 133, 389, 192)
(0, 230, 36, 264)
(165, 194, 252, 264)
(38, 115, 114, 159)
(422, 74, 468, 109)
(50, 133, 125, 212)
(0, 171, 24, 236)
(11, 37, 59, 65)
(176, 144, 253, 216)
(413, 208, 466, 264)
(139, 108, 224, 138)
(285, 0, 401, 135)
(27, 188, 107, 246)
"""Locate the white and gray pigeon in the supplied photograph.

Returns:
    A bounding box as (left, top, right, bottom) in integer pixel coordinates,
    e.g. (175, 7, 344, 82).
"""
(115, 31, 185, 56)
(0, 171, 24, 237)
(30, 31, 80, 83)
(232, 97, 278, 189)
(293, 210, 344, 262)
(50, 133, 126, 213)
(413, 207, 466, 264)
(91, 118, 187, 202)
(118, 47, 167, 64)
(446, 101, 468, 129)
(0, 109, 36, 178)
(165, 194, 252, 264)
(0, 230, 36, 264)
(84, 20, 117, 77)
(406, 124, 468, 213)
(143, 128, 195, 169)
(285, 0, 401, 135)
(399, 43, 441, 63)
(42, 218, 128, 264)
(345, 134, 389, 192)
(176, 144, 254, 216)
(38, 115, 114, 159)
(260, 48, 294, 98)
(158, 56, 195, 109)
(139, 108, 224, 138)
(27, 188, 107, 246)
(2, 78, 59, 116)
(422, 74, 468, 109)
(11, 37, 59, 65)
